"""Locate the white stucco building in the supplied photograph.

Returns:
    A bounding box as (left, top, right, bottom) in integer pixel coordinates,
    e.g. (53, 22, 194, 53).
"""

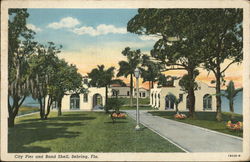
(150, 79, 216, 112)
(50, 77, 107, 111)
(110, 84, 149, 98)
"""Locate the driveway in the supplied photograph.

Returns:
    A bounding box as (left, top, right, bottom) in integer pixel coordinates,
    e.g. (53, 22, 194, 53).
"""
(125, 110, 243, 152)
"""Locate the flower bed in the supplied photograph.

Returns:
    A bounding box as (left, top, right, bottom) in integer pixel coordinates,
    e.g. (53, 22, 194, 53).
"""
(174, 113, 187, 119)
(226, 121, 243, 131)
(110, 112, 127, 123)
(111, 112, 127, 119)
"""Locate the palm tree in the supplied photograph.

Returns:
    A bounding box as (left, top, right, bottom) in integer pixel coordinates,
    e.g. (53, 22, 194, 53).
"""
(117, 47, 142, 107)
(141, 55, 161, 91)
(88, 65, 125, 112)
(168, 92, 182, 114)
(221, 81, 243, 119)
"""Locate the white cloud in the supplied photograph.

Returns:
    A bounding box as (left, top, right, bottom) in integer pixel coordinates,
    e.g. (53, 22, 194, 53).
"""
(72, 24, 127, 36)
(138, 35, 162, 41)
(47, 17, 80, 29)
(26, 24, 42, 32)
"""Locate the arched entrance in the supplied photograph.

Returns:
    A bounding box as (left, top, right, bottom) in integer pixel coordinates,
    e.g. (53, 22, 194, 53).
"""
(165, 95, 174, 110)
(92, 93, 103, 109)
(70, 94, 80, 109)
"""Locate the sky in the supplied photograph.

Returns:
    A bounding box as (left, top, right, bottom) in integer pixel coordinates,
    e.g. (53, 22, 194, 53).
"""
(26, 9, 242, 89)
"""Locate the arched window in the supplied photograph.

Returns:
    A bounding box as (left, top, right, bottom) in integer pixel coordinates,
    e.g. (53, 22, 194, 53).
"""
(186, 95, 190, 110)
(70, 94, 80, 109)
(203, 94, 212, 110)
(93, 93, 103, 109)
(165, 95, 174, 109)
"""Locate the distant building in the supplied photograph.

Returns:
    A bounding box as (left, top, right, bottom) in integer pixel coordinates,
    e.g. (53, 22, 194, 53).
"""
(110, 84, 149, 98)
(150, 79, 216, 112)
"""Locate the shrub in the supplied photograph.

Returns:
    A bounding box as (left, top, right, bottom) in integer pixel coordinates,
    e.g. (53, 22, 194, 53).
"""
(105, 98, 124, 113)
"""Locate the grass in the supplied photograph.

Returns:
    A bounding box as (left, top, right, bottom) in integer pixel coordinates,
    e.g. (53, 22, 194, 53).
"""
(148, 111, 243, 137)
(120, 105, 155, 110)
(18, 106, 39, 116)
(118, 97, 150, 105)
(9, 111, 184, 153)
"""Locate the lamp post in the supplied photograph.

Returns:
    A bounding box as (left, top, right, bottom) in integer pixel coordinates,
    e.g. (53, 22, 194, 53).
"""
(134, 67, 141, 130)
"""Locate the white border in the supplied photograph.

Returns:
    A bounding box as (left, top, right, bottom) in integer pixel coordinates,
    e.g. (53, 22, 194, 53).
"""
(1, 0, 250, 161)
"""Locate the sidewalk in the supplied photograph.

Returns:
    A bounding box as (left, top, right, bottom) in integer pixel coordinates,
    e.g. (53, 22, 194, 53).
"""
(125, 110, 243, 152)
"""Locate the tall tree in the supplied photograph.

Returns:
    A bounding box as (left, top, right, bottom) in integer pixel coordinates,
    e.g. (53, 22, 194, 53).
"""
(200, 9, 243, 121)
(88, 65, 125, 112)
(127, 9, 206, 117)
(51, 60, 83, 116)
(8, 9, 37, 127)
(117, 47, 142, 107)
(29, 42, 61, 119)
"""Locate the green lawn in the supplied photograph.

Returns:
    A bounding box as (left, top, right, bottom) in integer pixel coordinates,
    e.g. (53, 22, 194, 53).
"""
(120, 105, 155, 110)
(9, 112, 184, 153)
(148, 111, 243, 137)
(118, 97, 150, 105)
(18, 106, 39, 116)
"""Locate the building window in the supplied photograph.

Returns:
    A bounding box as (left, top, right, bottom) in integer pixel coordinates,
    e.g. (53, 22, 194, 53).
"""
(84, 93, 88, 102)
(139, 92, 142, 98)
(179, 94, 183, 102)
(142, 92, 145, 97)
(158, 94, 160, 107)
(112, 90, 116, 96)
(203, 94, 212, 110)
(186, 95, 190, 110)
(127, 91, 130, 96)
(70, 94, 80, 109)
(165, 95, 174, 109)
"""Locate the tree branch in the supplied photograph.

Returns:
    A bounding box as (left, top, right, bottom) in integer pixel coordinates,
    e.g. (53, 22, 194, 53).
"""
(221, 60, 237, 74)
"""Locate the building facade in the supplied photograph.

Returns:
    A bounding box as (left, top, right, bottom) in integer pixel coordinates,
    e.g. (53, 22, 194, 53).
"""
(110, 84, 149, 98)
(150, 79, 216, 112)
(50, 77, 107, 111)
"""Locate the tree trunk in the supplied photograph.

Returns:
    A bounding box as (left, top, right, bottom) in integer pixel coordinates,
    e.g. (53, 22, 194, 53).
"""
(229, 99, 234, 120)
(215, 71, 222, 121)
(176, 105, 179, 114)
(105, 86, 109, 113)
(38, 98, 45, 119)
(187, 69, 196, 118)
(45, 96, 53, 119)
(130, 73, 133, 107)
(57, 97, 62, 116)
(8, 95, 26, 128)
(8, 115, 15, 128)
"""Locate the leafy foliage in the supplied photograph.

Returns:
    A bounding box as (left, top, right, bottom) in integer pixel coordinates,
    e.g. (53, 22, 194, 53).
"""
(88, 65, 125, 112)
(8, 9, 37, 127)
(105, 98, 124, 113)
(117, 47, 142, 107)
(167, 93, 182, 114)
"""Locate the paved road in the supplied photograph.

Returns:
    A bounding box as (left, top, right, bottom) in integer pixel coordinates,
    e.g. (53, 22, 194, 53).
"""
(125, 110, 243, 152)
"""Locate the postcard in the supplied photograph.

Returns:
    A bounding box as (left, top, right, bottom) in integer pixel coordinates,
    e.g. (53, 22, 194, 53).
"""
(1, 0, 250, 161)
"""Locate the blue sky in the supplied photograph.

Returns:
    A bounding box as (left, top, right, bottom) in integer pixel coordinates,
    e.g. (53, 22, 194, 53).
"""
(26, 9, 159, 76)
(25, 9, 242, 88)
